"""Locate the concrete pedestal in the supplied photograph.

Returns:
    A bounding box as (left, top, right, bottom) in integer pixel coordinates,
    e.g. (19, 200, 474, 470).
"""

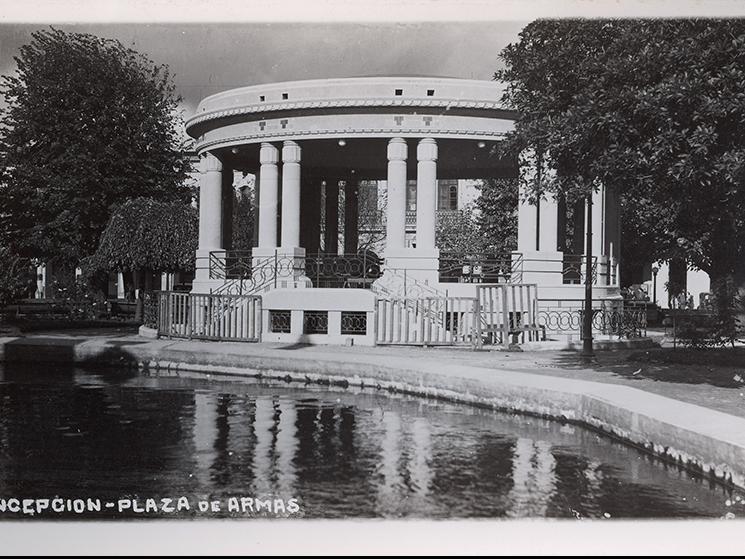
(378, 247, 441, 293)
(517, 250, 564, 287)
(251, 246, 309, 288)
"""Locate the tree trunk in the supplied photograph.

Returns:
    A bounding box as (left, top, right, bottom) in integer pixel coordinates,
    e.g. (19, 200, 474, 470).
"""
(134, 268, 144, 322)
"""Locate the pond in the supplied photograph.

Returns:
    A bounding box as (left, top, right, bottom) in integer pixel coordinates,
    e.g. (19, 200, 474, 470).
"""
(0, 363, 741, 519)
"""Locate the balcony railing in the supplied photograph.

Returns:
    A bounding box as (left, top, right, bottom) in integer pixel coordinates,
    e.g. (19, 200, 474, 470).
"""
(305, 252, 383, 288)
(439, 252, 523, 284)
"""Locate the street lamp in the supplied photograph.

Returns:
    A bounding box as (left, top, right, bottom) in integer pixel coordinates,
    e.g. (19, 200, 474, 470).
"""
(651, 265, 659, 305)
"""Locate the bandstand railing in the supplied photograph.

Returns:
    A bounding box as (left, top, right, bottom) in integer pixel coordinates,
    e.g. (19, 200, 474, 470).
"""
(209, 250, 253, 280)
(561, 254, 598, 285)
(304, 252, 383, 288)
(537, 300, 647, 339)
(209, 250, 303, 296)
(438, 252, 523, 284)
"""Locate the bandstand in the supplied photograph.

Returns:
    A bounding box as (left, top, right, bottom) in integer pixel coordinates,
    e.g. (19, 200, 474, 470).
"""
(164, 76, 634, 346)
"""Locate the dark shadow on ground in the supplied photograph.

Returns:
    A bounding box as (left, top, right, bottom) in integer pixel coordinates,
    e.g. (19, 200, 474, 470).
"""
(550, 347, 745, 389)
(276, 343, 315, 351)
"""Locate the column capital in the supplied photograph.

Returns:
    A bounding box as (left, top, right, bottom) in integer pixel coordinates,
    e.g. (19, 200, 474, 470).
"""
(282, 140, 301, 164)
(260, 143, 279, 165)
(417, 137, 438, 161)
(387, 137, 408, 161)
(200, 152, 222, 173)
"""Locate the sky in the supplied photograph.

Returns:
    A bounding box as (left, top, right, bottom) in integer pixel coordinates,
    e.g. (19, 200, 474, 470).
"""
(0, 21, 526, 117)
(3, 0, 745, 120)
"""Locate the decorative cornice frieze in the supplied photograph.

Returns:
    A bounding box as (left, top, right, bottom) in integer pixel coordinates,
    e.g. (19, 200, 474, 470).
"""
(194, 127, 507, 153)
(186, 97, 507, 132)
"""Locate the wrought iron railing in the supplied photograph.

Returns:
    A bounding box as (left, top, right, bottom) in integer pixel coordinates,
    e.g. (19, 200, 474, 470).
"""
(562, 254, 598, 285)
(537, 303, 647, 339)
(439, 252, 523, 284)
(209, 251, 302, 296)
(304, 252, 383, 288)
(209, 250, 253, 280)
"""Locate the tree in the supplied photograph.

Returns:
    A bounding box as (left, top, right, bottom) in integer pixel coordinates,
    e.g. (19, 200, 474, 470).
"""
(0, 247, 37, 306)
(87, 197, 197, 297)
(231, 188, 255, 253)
(0, 28, 191, 267)
(436, 205, 482, 255)
(497, 19, 745, 340)
(475, 177, 519, 254)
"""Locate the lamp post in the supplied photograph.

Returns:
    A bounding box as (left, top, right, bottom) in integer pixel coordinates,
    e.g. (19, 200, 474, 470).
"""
(651, 265, 659, 305)
(581, 192, 594, 359)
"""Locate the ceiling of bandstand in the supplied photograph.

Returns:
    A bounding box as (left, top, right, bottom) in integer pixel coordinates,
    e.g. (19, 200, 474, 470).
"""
(212, 137, 518, 181)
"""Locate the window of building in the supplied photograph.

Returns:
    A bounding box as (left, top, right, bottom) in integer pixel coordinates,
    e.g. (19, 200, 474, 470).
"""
(259, 95, 265, 102)
(282, 92, 289, 100)
(427, 89, 435, 96)
(395, 89, 403, 96)
(437, 180, 459, 211)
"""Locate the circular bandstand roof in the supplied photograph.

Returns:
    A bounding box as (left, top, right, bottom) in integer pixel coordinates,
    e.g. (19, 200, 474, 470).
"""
(186, 77, 518, 179)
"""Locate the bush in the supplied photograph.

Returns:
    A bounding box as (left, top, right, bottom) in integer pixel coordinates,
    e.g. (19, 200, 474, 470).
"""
(50, 276, 110, 320)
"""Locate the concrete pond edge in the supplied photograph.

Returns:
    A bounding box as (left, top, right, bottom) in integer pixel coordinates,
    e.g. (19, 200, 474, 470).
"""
(2, 335, 745, 491)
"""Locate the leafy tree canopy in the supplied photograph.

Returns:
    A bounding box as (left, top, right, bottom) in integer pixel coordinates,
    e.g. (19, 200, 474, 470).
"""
(87, 197, 197, 275)
(436, 206, 481, 255)
(475, 178, 518, 254)
(0, 27, 191, 265)
(496, 19, 745, 287)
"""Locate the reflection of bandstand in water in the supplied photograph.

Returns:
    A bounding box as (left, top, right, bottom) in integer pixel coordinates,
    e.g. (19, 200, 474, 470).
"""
(151, 76, 636, 347)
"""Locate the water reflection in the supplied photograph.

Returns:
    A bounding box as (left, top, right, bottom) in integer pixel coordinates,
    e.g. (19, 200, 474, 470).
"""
(507, 438, 557, 518)
(0, 363, 741, 519)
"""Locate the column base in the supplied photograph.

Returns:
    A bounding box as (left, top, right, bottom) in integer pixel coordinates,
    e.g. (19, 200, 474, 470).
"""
(383, 247, 440, 285)
(372, 248, 442, 297)
(516, 250, 564, 287)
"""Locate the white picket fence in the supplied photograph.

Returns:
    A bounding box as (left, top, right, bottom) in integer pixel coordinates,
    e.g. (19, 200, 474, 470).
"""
(157, 292, 262, 342)
(474, 283, 542, 346)
(375, 297, 477, 346)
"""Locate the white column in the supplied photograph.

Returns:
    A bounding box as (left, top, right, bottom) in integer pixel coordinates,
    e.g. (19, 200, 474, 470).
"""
(198, 152, 223, 251)
(517, 150, 538, 252)
(415, 138, 437, 251)
(258, 143, 279, 249)
(584, 182, 608, 285)
(194, 152, 223, 284)
(515, 149, 563, 289)
(539, 189, 559, 252)
(280, 140, 302, 248)
(591, 183, 605, 258)
(386, 138, 407, 251)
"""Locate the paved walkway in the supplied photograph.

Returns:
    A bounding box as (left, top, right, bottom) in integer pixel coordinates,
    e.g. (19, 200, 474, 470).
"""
(4, 329, 744, 419)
